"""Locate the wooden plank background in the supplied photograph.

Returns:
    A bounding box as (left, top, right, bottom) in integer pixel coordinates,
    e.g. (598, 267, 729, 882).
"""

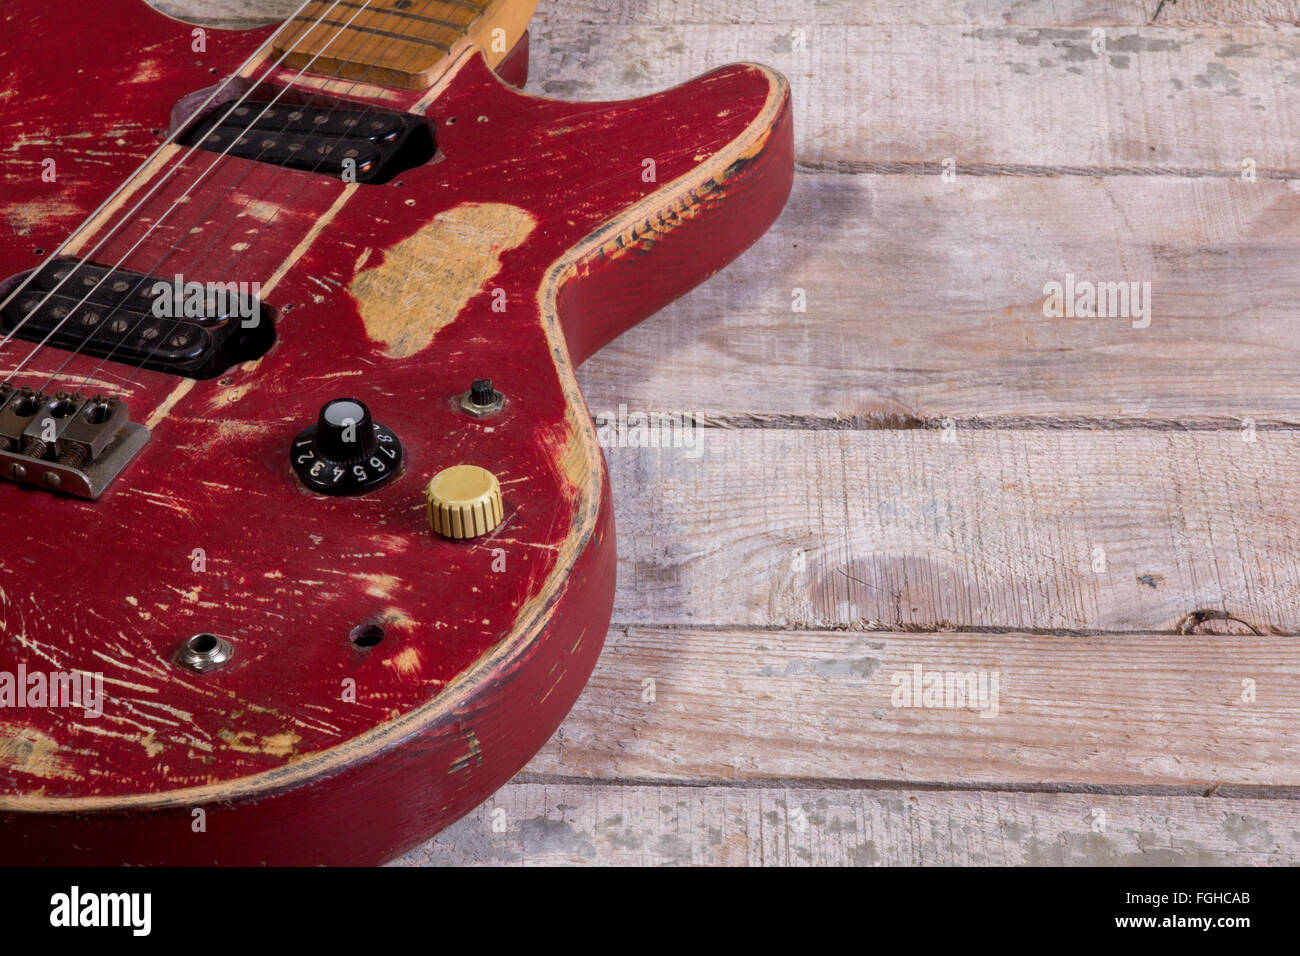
(155, 0, 1300, 865)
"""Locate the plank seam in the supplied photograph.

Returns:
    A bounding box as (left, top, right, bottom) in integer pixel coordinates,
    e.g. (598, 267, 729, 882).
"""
(605, 622, 1295, 636)
(797, 160, 1300, 180)
(603, 415, 1300, 432)
(513, 773, 1300, 800)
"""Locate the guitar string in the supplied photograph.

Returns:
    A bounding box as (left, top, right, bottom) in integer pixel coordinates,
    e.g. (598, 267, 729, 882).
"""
(0, 0, 375, 384)
(86, 7, 440, 395)
(79, 0, 460, 396)
(60, 1, 441, 394)
(40, 0, 468, 396)
(1, 0, 378, 385)
(0, 0, 319, 331)
(113, 10, 451, 396)
(0, 0, 349, 374)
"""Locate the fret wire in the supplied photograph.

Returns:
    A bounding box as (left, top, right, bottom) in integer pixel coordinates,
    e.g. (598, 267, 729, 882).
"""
(291, 16, 455, 51)
(320, 0, 471, 30)
(306, 0, 489, 18)
(427, 0, 491, 13)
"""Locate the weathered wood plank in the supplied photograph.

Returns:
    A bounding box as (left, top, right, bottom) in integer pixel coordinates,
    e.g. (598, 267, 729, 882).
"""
(155, 3, 1300, 171)
(392, 782, 1300, 865)
(537, 0, 1300, 28)
(578, 172, 1300, 423)
(519, 626, 1300, 788)
(525, 23, 1300, 172)
(162, 1, 1300, 30)
(602, 429, 1300, 632)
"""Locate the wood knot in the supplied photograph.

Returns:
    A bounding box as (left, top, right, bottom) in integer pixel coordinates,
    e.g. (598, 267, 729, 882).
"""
(1176, 609, 1260, 636)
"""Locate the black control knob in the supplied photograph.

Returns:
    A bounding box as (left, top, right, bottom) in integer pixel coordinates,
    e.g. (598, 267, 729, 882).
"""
(459, 377, 504, 418)
(291, 397, 402, 495)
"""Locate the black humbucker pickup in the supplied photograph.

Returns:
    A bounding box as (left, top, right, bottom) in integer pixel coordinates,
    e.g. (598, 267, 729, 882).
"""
(0, 258, 273, 380)
(181, 100, 434, 183)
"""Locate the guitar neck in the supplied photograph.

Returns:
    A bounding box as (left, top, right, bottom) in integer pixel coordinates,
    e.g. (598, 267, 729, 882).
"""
(272, 0, 539, 91)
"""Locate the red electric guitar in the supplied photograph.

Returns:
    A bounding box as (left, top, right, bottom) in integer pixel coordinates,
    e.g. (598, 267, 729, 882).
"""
(0, 0, 791, 864)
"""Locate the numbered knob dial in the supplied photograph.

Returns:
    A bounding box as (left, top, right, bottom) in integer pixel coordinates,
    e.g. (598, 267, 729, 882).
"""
(291, 398, 402, 495)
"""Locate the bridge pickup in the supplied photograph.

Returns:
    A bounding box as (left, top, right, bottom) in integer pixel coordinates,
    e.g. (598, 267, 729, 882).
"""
(0, 258, 272, 380)
(181, 100, 433, 183)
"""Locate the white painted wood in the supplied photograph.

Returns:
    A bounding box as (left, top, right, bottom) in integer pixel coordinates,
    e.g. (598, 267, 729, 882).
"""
(156, 3, 1300, 171)
(394, 782, 1300, 865)
(538, 0, 1300, 27)
(578, 172, 1300, 422)
(604, 429, 1300, 633)
(521, 626, 1300, 788)
(522, 23, 1300, 172)
(170, 0, 1300, 29)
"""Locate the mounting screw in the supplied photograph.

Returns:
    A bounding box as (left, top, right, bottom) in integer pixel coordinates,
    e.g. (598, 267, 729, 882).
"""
(177, 633, 234, 673)
(460, 378, 504, 418)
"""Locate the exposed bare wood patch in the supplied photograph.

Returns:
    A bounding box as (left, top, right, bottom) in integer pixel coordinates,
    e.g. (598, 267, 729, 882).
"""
(3, 200, 81, 237)
(0, 726, 78, 782)
(349, 202, 536, 358)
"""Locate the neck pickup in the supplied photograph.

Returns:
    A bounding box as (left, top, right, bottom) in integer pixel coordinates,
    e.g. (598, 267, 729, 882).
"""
(180, 100, 433, 184)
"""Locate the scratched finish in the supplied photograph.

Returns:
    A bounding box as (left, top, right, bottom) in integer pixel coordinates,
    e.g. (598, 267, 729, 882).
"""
(0, 0, 793, 863)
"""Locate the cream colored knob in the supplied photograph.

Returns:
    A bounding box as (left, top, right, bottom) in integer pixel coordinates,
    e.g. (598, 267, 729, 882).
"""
(425, 465, 504, 539)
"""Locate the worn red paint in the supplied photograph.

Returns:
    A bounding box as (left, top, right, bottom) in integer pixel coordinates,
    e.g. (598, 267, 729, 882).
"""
(0, 0, 792, 863)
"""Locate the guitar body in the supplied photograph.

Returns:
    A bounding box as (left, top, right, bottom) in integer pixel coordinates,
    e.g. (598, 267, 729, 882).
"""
(0, 0, 791, 864)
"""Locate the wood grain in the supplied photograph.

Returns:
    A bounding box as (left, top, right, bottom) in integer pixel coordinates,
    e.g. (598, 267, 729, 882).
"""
(157, 0, 1300, 174)
(522, 22, 1300, 173)
(521, 625, 1300, 788)
(139, 0, 1300, 866)
(536, 1, 1300, 27)
(393, 782, 1300, 865)
(155, 0, 1300, 29)
(348, 201, 537, 358)
(601, 429, 1300, 633)
(576, 172, 1300, 423)
(273, 0, 539, 89)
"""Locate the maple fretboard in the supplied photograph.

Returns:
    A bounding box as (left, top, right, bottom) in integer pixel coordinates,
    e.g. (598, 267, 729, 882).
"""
(273, 0, 538, 90)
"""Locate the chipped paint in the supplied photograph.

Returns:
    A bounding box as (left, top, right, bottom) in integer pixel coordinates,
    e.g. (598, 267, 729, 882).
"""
(0, 726, 77, 781)
(384, 647, 422, 676)
(359, 573, 401, 600)
(348, 202, 536, 359)
(218, 729, 302, 758)
(5, 199, 80, 234)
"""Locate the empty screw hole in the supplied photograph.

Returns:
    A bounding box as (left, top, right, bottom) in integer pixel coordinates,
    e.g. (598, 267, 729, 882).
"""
(350, 623, 384, 647)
